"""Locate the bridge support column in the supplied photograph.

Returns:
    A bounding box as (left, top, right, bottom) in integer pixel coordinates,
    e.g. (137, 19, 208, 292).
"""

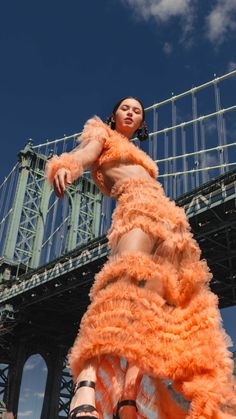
(3, 142, 33, 261)
(41, 345, 68, 419)
(6, 339, 69, 419)
(29, 177, 51, 268)
(6, 339, 27, 416)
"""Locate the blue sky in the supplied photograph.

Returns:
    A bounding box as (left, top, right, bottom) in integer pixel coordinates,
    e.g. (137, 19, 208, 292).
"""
(0, 1, 235, 416)
(17, 355, 48, 418)
(0, 0, 236, 176)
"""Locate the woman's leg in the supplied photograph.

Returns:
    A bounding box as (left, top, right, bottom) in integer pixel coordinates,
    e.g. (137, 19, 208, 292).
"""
(116, 363, 143, 419)
(70, 227, 160, 418)
(113, 228, 161, 419)
(69, 358, 98, 418)
(112, 227, 155, 255)
(113, 227, 164, 296)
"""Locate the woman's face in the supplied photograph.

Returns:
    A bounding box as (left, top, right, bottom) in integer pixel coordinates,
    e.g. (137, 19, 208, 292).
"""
(113, 98, 143, 138)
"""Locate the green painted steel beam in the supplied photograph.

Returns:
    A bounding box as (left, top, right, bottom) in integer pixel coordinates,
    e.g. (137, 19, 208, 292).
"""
(30, 177, 51, 268)
(3, 144, 33, 261)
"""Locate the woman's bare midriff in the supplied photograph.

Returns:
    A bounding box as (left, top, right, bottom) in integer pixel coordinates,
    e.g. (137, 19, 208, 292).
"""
(101, 162, 153, 191)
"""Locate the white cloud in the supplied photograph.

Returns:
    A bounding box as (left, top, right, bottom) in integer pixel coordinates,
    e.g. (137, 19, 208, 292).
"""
(34, 392, 45, 399)
(163, 41, 173, 55)
(121, 0, 193, 22)
(201, 153, 219, 168)
(227, 61, 236, 72)
(24, 363, 36, 371)
(121, 0, 196, 42)
(120, 0, 236, 45)
(18, 411, 33, 417)
(204, 120, 217, 134)
(206, 0, 236, 44)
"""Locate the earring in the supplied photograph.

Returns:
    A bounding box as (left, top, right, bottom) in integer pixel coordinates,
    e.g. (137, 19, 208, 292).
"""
(106, 115, 115, 130)
(137, 122, 149, 141)
(110, 118, 115, 130)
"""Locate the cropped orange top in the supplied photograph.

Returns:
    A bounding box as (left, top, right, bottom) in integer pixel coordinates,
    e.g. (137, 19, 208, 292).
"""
(80, 117, 158, 196)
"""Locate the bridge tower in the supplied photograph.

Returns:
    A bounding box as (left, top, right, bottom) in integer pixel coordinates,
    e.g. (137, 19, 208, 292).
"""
(0, 141, 103, 418)
(2, 141, 102, 269)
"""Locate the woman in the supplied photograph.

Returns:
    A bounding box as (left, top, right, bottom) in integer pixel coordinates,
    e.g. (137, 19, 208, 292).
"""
(46, 97, 235, 419)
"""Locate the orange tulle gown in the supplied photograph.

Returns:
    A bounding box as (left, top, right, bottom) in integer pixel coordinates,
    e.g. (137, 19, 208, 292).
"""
(47, 117, 236, 418)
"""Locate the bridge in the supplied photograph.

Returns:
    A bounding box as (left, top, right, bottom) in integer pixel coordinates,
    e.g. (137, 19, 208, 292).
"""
(0, 70, 236, 418)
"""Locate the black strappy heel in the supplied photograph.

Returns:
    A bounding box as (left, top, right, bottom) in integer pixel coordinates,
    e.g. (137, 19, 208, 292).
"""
(69, 380, 98, 419)
(113, 399, 138, 419)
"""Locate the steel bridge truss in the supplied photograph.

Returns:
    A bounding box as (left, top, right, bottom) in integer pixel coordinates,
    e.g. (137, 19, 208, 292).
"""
(1, 143, 103, 270)
(177, 169, 236, 307)
(0, 364, 9, 404)
(58, 358, 73, 418)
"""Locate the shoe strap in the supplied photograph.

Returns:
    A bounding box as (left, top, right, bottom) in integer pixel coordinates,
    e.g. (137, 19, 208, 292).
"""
(74, 380, 96, 394)
(69, 404, 98, 418)
(118, 399, 138, 411)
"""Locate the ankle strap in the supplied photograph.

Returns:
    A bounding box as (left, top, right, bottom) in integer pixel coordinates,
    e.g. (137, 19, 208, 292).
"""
(74, 380, 96, 393)
(118, 399, 138, 411)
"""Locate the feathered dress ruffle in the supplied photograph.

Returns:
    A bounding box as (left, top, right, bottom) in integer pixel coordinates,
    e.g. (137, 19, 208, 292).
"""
(68, 176, 236, 419)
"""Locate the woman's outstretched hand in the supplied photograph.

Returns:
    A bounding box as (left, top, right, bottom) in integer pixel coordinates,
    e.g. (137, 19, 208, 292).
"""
(53, 168, 72, 199)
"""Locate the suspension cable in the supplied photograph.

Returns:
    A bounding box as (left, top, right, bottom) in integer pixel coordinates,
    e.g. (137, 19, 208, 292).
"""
(149, 105, 236, 138)
(158, 161, 236, 178)
(0, 163, 19, 190)
(32, 104, 236, 151)
(145, 69, 236, 111)
(155, 139, 236, 164)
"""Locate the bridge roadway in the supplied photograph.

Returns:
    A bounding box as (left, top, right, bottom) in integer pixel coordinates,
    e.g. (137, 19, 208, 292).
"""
(0, 169, 236, 358)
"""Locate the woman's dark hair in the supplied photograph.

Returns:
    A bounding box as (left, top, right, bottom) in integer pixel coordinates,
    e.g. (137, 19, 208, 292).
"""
(106, 96, 149, 141)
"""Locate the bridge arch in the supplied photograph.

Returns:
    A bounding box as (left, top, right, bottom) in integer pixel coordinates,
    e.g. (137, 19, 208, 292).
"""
(17, 353, 48, 419)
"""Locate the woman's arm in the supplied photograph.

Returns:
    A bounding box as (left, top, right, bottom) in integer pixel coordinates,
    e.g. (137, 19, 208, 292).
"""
(71, 137, 104, 169)
(46, 117, 107, 199)
(52, 139, 104, 199)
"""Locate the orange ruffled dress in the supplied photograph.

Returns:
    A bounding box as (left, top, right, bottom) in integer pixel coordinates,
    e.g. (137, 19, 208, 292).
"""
(48, 117, 236, 418)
